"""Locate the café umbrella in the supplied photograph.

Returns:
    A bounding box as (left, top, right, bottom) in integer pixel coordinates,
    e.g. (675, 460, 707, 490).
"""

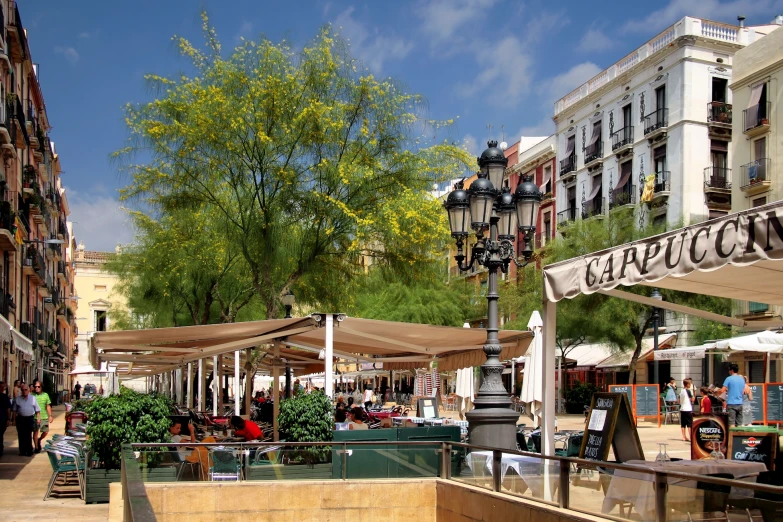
(520, 311, 543, 428)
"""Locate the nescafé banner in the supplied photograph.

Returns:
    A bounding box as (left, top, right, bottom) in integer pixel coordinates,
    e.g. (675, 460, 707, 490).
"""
(543, 201, 783, 302)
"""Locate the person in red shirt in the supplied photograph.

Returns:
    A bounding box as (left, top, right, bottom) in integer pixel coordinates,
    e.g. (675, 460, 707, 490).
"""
(699, 387, 712, 414)
(231, 416, 263, 441)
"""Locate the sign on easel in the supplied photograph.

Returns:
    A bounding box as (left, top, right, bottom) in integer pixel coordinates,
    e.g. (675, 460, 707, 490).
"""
(607, 384, 661, 427)
(579, 392, 645, 463)
(764, 383, 783, 425)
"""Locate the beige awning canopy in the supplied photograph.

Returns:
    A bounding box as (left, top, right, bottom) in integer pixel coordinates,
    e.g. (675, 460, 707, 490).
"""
(91, 316, 532, 376)
(543, 200, 783, 307)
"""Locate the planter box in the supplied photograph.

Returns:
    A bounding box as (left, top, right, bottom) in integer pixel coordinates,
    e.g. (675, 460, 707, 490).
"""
(85, 468, 122, 504)
(246, 462, 332, 481)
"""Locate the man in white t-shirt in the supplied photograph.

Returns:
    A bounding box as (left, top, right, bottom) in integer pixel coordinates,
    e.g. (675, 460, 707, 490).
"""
(678, 379, 695, 442)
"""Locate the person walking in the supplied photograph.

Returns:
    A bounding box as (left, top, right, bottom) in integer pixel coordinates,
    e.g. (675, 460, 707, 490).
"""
(73, 381, 81, 400)
(679, 379, 695, 441)
(31, 380, 52, 453)
(720, 364, 746, 427)
(12, 383, 40, 456)
(0, 381, 11, 457)
(13, 379, 21, 399)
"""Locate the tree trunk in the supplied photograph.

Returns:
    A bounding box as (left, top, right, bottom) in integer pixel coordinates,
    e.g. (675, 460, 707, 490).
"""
(626, 335, 644, 384)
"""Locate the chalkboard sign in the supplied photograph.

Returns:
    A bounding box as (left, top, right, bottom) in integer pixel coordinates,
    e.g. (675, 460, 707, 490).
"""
(746, 384, 765, 424)
(729, 430, 778, 471)
(579, 392, 644, 463)
(634, 385, 660, 423)
(608, 385, 633, 412)
(765, 383, 783, 424)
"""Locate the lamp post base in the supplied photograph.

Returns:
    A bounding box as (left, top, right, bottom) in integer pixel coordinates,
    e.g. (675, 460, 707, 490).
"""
(465, 407, 519, 450)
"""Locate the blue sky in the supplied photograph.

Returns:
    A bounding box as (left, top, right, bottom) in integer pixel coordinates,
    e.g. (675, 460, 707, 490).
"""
(22, 0, 783, 250)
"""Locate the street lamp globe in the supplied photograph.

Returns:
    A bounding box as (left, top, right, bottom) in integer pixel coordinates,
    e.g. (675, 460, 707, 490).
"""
(496, 187, 517, 240)
(651, 288, 663, 302)
(467, 174, 495, 233)
(444, 183, 471, 238)
(282, 291, 295, 319)
(514, 174, 542, 233)
(478, 140, 508, 191)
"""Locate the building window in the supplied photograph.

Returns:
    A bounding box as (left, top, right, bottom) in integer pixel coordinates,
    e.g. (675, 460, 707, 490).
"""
(745, 82, 768, 131)
(711, 77, 727, 103)
(655, 85, 666, 111)
(567, 185, 576, 220)
(709, 210, 728, 219)
(94, 285, 107, 292)
(752, 196, 767, 208)
(542, 165, 553, 195)
(543, 213, 551, 240)
(622, 104, 632, 128)
(95, 311, 107, 332)
(653, 214, 666, 230)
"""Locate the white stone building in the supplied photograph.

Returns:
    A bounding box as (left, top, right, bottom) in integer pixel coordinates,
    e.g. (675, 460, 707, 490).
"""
(550, 16, 782, 385)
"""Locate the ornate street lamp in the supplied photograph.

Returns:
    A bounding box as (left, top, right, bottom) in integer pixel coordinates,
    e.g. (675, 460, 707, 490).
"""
(443, 140, 541, 450)
(651, 288, 663, 391)
(281, 290, 295, 398)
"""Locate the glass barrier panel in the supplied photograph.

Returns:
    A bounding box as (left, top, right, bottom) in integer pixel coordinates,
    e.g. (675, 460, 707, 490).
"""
(498, 455, 559, 505)
(450, 451, 496, 492)
(569, 464, 654, 521)
(246, 447, 333, 481)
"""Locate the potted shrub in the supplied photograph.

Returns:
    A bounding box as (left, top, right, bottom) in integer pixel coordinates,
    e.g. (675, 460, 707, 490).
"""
(83, 387, 173, 503)
(564, 380, 599, 415)
(263, 391, 333, 480)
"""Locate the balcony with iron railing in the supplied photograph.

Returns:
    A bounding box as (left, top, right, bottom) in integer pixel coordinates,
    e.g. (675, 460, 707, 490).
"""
(611, 126, 633, 153)
(581, 197, 605, 220)
(0, 190, 17, 250)
(7, 1, 27, 63)
(554, 17, 752, 116)
(704, 167, 732, 190)
(0, 289, 13, 320)
(653, 170, 670, 195)
(559, 153, 576, 178)
(610, 186, 636, 209)
(26, 100, 38, 146)
(8, 94, 27, 147)
(584, 140, 603, 166)
(743, 101, 770, 137)
(556, 207, 577, 226)
(22, 245, 46, 285)
(740, 158, 771, 192)
(707, 102, 732, 126)
(643, 108, 668, 136)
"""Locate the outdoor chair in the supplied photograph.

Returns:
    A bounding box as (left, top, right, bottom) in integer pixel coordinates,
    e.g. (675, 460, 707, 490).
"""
(208, 447, 241, 481)
(663, 401, 680, 425)
(44, 446, 84, 501)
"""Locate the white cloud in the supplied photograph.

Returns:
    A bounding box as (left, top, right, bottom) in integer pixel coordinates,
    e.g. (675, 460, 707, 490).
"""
(54, 46, 79, 64)
(66, 190, 134, 251)
(540, 61, 603, 104)
(456, 36, 533, 101)
(579, 28, 613, 52)
(78, 32, 90, 39)
(516, 118, 555, 139)
(235, 21, 253, 43)
(622, 0, 783, 34)
(334, 7, 413, 73)
(419, 0, 498, 43)
(462, 133, 479, 156)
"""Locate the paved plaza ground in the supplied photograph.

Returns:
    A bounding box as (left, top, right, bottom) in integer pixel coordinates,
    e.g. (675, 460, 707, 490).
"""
(0, 405, 690, 522)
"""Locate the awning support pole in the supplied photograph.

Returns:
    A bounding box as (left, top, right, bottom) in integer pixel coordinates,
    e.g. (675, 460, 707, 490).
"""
(245, 347, 252, 417)
(325, 314, 334, 398)
(198, 358, 205, 411)
(186, 363, 193, 409)
(234, 350, 240, 416)
(273, 341, 280, 442)
(212, 356, 218, 416)
(542, 298, 557, 457)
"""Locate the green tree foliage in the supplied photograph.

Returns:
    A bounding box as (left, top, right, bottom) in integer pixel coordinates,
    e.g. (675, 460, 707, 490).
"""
(105, 206, 256, 328)
(503, 210, 733, 383)
(116, 14, 471, 319)
(85, 387, 172, 470)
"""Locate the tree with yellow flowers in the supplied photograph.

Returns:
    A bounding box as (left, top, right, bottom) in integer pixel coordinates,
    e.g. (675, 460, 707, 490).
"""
(116, 13, 471, 318)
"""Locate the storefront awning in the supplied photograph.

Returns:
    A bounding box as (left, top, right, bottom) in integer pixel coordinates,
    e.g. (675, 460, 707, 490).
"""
(0, 314, 12, 344)
(596, 333, 677, 368)
(11, 329, 33, 357)
(653, 345, 707, 361)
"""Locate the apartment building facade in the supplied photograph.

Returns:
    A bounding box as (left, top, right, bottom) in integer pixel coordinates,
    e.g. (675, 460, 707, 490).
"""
(553, 17, 780, 234)
(0, 1, 77, 397)
(730, 24, 783, 326)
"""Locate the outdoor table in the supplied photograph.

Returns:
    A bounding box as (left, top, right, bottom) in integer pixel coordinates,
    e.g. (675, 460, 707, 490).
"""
(600, 459, 767, 519)
(465, 450, 558, 497)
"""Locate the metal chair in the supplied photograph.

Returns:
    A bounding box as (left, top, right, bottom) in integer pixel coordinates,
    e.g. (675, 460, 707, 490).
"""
(663, 401, 680, 425)
(208, 447, 241, 481)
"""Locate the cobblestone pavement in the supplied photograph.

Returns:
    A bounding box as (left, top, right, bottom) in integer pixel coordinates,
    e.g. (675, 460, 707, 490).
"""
(0, 405, 109, 522)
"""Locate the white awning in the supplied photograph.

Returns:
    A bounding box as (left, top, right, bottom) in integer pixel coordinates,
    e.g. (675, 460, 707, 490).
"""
(11, 329, 33, 357)
(653, 345, 707, 361)
(715, 332, 783, 353)
(0, 314, 11, 344)
(596, 333, 677, 368)
(543, 200, 783, 306)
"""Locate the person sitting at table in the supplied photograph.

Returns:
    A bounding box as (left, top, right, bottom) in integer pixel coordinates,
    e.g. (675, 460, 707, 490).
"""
(348, 407, 368, 430)
(230, 416, 263, 441)
(170, 420, 199, 462)
(335, 409, 348, 423)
